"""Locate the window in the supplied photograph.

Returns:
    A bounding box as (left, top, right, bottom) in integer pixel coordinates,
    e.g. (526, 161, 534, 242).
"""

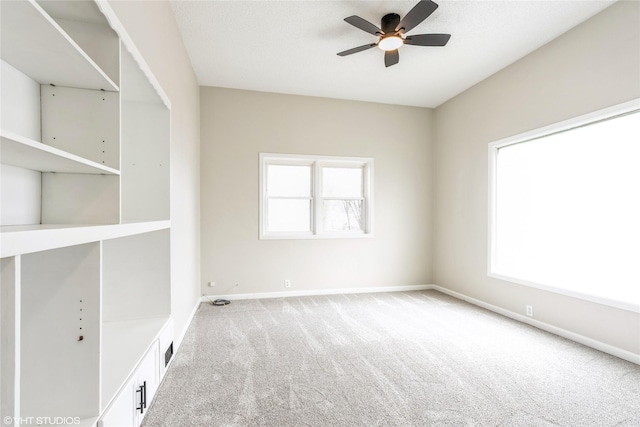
(260, 153, 373, 239)
(488, 100, 640, 312)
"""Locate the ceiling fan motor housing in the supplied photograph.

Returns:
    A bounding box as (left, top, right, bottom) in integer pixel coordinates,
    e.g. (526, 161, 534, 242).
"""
(381, 13, 401, 34)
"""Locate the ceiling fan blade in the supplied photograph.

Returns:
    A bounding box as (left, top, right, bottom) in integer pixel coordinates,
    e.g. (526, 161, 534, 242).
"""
(404, 33, 451, 46)
(396, 0, 439, 33)
(384, 50, 399, 67)
(337, 43, 377, 57)
(344, 15, 382, 36)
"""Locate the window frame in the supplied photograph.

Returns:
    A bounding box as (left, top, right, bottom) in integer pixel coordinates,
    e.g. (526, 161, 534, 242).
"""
(260, 153, 374, 240)
(487, 99, 640, 313)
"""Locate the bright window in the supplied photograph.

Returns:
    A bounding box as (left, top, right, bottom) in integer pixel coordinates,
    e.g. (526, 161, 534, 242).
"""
(260, 153, 373, 239)
(489, 101, 640, 312)
(266, 165, 312, 232)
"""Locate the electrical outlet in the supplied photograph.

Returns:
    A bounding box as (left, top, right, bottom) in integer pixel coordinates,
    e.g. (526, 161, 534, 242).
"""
(526, 305, 534, 317)
(284, 279, 291, 288)
(208, 281, 216, 287)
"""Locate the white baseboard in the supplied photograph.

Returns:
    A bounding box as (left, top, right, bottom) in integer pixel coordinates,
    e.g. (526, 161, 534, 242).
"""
(200, 284, 433, 303)
(430, 285, 640, 365)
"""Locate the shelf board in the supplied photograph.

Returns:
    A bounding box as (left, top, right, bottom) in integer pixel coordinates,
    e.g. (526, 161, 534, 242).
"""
(0, 220, 170, 258)
(101, 316, 170, 409)
(0, 0, 118, 91)
(1, 129, 120, 175)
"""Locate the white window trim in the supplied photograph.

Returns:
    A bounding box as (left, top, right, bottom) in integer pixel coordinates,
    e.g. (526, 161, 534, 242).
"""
(487, 98, 640, 313)
(260, 153, 374, 240)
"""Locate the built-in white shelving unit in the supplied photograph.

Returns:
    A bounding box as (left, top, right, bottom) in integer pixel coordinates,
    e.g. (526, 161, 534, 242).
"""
(0, 1, 174, 426)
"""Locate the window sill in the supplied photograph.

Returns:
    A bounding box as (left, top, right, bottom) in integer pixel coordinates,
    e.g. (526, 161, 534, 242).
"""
(259, 232, 374, 240)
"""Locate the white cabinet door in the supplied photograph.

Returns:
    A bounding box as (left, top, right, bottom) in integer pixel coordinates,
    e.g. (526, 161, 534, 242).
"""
(134, 343, 159, 425)
(99, 377, 135, 427)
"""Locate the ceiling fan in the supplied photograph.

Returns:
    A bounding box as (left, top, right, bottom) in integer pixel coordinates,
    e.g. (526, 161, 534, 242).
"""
(337, 0, 451, 67)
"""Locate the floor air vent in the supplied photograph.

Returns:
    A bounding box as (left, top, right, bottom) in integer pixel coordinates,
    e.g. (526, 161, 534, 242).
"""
(165, 342, 173, 367)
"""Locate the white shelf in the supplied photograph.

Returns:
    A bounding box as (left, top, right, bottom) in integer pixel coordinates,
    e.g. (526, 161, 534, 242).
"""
(101, 317, 170, 409)
(0, 0, 118, 91)
(1, 129, 120, 175)
(0, 220, 170, 258)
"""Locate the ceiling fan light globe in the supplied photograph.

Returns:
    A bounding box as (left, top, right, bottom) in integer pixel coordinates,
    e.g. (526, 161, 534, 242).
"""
(378, 35, 403, 51)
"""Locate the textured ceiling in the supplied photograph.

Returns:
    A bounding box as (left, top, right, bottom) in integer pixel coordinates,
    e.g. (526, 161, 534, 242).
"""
(170, 0, 616, 108)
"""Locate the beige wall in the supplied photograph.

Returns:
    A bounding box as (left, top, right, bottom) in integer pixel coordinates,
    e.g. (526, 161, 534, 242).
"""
(201, 88, 433, 295)
(433, 1, 640, 355)
(108, 0, 201, 343)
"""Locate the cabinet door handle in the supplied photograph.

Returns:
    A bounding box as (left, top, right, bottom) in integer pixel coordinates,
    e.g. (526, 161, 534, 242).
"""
(136, 381, 147, 414)
(143, 380, 147, 410)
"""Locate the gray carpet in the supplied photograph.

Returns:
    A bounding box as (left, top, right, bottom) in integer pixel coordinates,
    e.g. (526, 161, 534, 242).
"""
(142, 290, 640, 426)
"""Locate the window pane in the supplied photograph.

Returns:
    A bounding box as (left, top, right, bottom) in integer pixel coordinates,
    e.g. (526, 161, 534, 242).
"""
(322, 167, 362, 198)
(323, 200, 363, 232)
(267, 199, 311, 232)
(267, 165, 311, 197)
(494, 110, 640, 305)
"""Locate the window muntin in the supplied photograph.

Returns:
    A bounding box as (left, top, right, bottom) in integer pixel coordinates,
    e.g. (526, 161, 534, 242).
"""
(260, 154, 373, 239)
(488, 102, 640, 312)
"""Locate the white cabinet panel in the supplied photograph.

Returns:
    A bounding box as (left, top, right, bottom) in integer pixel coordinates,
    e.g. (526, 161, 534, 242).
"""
(0, 257, 21, 423)
(134, 343, 159, 425)
(0, 165, 41, 227)
(0, 60, 41, 141)
(20, 244, 101, 420)
(41, 173, 120, 225)
(99, 377, 134, 427)
(41, 85, 120, 169)
(102, 230, 171, 322)
(119, 47, 169, 223)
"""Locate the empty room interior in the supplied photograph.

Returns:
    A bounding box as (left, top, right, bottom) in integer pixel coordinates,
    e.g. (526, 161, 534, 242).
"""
(1, 0, 639, 426)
